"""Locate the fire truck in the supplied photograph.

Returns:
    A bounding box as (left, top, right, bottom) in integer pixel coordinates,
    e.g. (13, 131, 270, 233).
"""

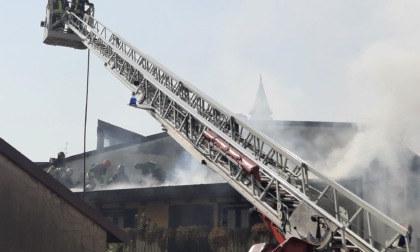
(41, 2, 413, 251)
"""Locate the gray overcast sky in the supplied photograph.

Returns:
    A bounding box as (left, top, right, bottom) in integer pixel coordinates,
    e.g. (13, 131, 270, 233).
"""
(1, 1, 420, 162)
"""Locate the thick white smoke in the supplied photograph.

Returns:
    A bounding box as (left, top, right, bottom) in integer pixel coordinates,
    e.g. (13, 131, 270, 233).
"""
(245, 1, 420, 247)
(314, 0, 420, 246)
(164, 152, 225, 185)
(91, 151, 224, 191)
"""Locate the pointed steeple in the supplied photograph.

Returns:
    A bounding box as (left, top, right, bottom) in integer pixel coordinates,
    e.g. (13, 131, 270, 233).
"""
(249, 74, 273, 120)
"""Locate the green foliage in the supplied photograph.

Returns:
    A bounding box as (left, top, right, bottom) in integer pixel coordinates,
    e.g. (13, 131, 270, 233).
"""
(145, 223, 159, 244)
(135, 212, 151, 240)
(175, 225, 199, 250)
(175, 225, 198, 242)
(156, 226, 171, 251)
(134, 211, 170, 252)
(106, 243, 122, 252)
(208, 226, 230, 251)
(251, 223, 271, 242)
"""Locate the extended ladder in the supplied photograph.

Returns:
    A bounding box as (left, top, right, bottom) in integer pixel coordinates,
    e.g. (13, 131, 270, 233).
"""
(59, 11, 411, 251)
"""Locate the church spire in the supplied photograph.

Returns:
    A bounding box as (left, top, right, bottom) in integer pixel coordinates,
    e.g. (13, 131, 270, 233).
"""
(249, 74, 273, 120)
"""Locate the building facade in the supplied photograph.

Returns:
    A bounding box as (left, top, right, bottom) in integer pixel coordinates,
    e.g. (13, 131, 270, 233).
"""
(38, 104, 420, 252)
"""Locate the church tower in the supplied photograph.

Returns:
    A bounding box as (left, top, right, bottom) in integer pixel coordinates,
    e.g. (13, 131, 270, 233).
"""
(249, 74, 273, 120)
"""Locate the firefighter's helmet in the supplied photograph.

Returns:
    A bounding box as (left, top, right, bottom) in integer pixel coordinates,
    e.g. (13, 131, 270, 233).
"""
(103, 159, 111, 167)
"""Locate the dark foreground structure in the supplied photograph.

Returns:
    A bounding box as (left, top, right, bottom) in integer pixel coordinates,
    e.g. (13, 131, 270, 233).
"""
(0, 138, 128, 252)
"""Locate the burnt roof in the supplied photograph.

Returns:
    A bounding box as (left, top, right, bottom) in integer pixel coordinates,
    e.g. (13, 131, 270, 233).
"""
(75, 183, 246, 205)
(0, 138, 129, 244)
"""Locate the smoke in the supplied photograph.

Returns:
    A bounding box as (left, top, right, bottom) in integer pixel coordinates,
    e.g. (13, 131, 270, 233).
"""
(314, 0, 420, 245)
(76, 150, 224, 192)
(346, 0, 420, 151)
(164, 152, 225, 185)
(316, 126, 399, 179)
(247, 1, 420, 245)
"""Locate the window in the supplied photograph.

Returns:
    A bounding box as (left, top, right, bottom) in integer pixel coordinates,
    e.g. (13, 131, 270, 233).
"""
(102, 209, 137, 228)
(219, 203, 260, 229)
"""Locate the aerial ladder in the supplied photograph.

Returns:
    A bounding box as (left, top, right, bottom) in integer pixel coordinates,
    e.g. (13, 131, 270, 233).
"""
(41, 4, 413, 252)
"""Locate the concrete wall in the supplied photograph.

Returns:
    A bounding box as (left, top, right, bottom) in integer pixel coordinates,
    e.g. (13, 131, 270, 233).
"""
(0, 155, 107, 252)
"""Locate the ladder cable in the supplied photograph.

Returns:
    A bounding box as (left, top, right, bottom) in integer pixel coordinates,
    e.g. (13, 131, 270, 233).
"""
(82, 49, 91, 201)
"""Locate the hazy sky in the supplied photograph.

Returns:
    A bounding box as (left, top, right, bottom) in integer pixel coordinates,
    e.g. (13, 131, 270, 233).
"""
(1, 1, 420, 162)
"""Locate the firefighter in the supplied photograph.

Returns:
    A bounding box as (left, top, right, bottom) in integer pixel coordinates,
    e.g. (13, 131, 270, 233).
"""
(70, 0, 93, 19)
(85, 171, 96, 191)
(134, 161, 165, 183)
(87, 159, 111, 185)
(396, 224, 413, 248)
(85, 1, 94, 16)
(107, 165, 129, 185)
(52, 151, 66, 168)
(50, 0, 68, 31)
(58, 168, 77, 188)
(47, 151, 66, 178)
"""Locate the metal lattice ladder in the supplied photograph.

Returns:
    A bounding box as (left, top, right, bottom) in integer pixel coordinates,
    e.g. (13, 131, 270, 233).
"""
(61, 11, 411, 252)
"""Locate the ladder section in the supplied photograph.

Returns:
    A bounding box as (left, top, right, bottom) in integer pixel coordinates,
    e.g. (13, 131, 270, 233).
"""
(64, 12, 410, 251)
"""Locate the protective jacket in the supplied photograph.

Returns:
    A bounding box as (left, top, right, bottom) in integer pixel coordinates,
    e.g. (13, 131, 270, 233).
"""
(51, 0, 64, 14)
(88, 163, 108, 184)
(71, 0, 90, 14)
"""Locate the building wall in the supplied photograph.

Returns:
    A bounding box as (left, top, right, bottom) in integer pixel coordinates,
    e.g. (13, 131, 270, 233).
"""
(0, 155, 107, 252)
(88, 189, 259, 252)
(144, 202, 169, 227)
